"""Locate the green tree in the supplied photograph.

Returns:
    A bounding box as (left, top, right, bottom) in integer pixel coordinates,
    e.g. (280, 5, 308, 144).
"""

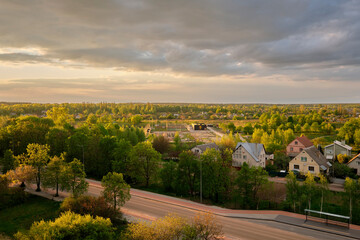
(286, 171, 301, 212)
(62, 158, 88, 197)
(344, 177, 358, 222)
(1, 149, 15, 173)
(319, 174, 329, 213)
(160, 160, 177, 192)
(237, 163, 268, 209)
(303, 172, 316, 210)
(129, 142, 161, 187)
(177, 151, 199, 196)
(42, 154, 67, 197)
(46, 106, 74, 126)
(19, 144, 50, 192)
(101, 172, 131, 211)
(173, 132, 182, 151)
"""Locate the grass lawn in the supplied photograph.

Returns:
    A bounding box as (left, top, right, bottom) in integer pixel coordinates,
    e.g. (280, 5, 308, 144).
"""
(0, 195, 60, 237)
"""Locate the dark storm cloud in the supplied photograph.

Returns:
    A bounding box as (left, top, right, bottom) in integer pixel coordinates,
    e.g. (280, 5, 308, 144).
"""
(0, 0, 359, 77)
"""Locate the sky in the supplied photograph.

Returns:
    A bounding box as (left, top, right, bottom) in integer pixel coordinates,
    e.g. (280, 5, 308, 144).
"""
(0, 0, 360, 104)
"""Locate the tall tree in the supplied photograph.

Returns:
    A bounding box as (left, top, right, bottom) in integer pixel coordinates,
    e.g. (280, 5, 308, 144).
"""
(344, 177, 358, 223)
(129, 142, 161, 187)
(62, 158, 88, 197)
(101, 172, 131, 211)
(319, 174, 329, 213)
(177, 151, 199, 196)
(1, 149, 15, 173)
(19, 144, 50, 191)
(304, 172, 316, 210)
(285, 171, 301, 212)
(42, 154, 67, 197)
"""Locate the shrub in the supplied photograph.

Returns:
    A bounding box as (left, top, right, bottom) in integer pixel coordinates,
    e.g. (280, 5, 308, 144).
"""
(0, 175, 28, 210)
(60, 195, 120, 222)
(14, 211, 115, 240)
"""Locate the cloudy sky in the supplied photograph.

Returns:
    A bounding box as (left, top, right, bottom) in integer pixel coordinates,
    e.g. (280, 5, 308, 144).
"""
(0, 0, 360, 103)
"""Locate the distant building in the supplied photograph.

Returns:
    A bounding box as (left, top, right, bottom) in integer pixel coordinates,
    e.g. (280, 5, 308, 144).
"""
(192, 123, 207, 130)
(286, 136, 313, 158)
(347, 153, 360, 176)
(324, 140, 352, 161)
(232, 142, 266, 168)
(191, 143, 219, 155)
(289, 146, 332, 176)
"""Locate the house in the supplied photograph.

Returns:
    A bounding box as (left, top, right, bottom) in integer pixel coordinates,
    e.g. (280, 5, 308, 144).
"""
(347, 153, 360, 176)
(191, 143, 219, 155)
(286, 136, 313, 158)
(289, 146, 332, 176)
(324, 140, 352, 161)
(232, 142, 266, 168)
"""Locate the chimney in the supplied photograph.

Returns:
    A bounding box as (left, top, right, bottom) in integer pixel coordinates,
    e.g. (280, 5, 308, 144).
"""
(317, 144, 323, 154)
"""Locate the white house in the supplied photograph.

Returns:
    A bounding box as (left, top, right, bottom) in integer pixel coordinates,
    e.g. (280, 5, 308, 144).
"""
(232, 142, 266, 168)
(324, 140, 352, 161)
(191, 143, 219, 155)
(348, 153, 360, 176)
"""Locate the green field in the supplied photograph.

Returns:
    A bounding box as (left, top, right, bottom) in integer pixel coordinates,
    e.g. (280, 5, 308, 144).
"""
(0, 195, 60, 237)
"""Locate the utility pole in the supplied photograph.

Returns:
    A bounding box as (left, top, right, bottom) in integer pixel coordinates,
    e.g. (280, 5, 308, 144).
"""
(200, 158, 202, 203)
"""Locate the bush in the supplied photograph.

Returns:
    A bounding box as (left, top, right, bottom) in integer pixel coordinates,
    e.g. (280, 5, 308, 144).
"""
(0, 175, 28, 210)
(14, 211, 115, 240)
(60, 196, 120, 222)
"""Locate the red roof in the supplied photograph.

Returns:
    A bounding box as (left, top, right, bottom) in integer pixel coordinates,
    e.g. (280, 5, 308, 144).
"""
(296, 136, 313, 148)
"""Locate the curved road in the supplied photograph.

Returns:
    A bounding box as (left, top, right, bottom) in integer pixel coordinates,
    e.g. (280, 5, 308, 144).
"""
(85, 180, 355, 240)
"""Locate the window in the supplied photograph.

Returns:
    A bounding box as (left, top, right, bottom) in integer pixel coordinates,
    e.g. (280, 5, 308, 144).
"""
(290, 147, 293, 151)
(301, 157, 307, 162)
(294, 165, 299, 170)
(299, 148, 303, 151)
(295, 141, 298, 145)
(243, 155, 247, 160)
(308, 166, 315, 172)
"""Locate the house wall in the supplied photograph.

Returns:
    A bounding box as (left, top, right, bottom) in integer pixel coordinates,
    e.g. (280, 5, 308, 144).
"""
(232, 146, 265, 168)
(286, 139, 306, 156)
(191, 147, 202, 155)
(324, 144, 351, 159)
(348, 158, 360, 176)
(289, 151, 321, 176)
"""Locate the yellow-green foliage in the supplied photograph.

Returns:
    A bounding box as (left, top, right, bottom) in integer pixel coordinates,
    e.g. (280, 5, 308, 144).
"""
(124, 212, 223, 240)
(14, 211, 115, 240)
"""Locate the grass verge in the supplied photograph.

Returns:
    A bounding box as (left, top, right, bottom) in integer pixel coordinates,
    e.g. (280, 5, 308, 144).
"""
(0, 195, 60, 237)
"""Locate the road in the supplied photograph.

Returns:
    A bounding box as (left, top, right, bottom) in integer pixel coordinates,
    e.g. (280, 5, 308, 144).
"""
(207, 127, 247, 142)
(84, 179, 355, 240)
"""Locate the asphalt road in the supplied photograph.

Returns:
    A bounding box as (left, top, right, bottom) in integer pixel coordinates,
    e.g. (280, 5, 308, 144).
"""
(86, 180, 354, 240)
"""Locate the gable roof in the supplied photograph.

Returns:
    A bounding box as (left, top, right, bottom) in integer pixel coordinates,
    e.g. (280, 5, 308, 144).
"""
(303, 146, 331, 170)
(325, 140, 352, 151)
(235, 142, 264, 162)
(193, 142, 219, 152)
(294, 136, 313, 147)
(348, 153, 360, 165)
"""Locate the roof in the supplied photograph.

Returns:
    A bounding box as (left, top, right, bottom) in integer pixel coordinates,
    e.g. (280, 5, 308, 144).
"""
(193, 143, 219, 152)
(325, 140, 352, 151)
(295, 136, 313, 148)
(235, 142, 264, 162)
(303, 146, 331, 170)
(348, 153, 360, 165)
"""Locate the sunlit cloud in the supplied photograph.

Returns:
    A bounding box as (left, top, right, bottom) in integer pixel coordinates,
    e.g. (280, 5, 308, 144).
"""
(0, 0, 359, 103)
